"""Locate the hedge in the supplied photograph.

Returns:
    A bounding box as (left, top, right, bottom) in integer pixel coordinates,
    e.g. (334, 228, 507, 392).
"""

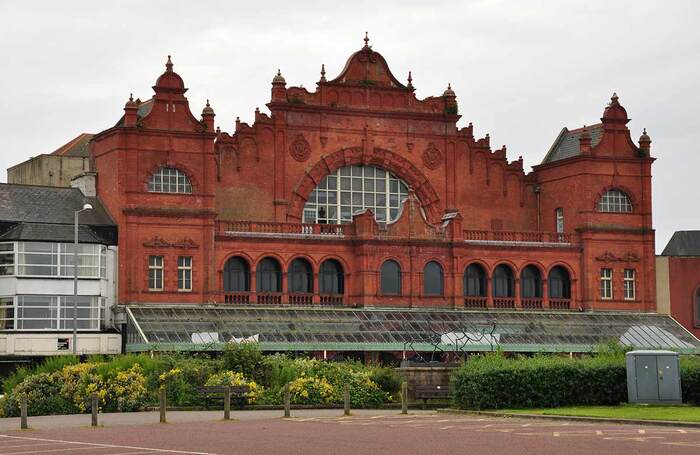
(452, 353, 700, 410)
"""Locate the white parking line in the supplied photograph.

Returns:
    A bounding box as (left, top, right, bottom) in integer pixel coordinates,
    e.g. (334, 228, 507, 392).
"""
(0, 435, 217, 455)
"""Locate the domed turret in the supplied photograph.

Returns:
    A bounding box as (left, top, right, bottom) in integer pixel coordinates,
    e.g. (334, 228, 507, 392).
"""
(601, 92, 629, 124)
(153, 55, 187, 94)
(443, 83, 456, 97)
(272, 69, 286, 85)
(639, 128, 651, 154)
(271, 69, 287, 102)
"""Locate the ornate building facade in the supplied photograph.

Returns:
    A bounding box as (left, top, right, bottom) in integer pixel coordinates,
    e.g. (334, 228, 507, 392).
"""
(90, 37, 657, 318)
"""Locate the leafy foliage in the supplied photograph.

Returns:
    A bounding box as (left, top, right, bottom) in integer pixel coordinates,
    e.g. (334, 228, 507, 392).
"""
(680, 355, 700, 405)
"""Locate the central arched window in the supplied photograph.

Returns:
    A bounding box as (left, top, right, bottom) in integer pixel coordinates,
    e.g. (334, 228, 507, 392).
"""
(320, 260, 344, 294)
(288, 258, 313, 293)
(380, 260, 402, 295)
(423, 261, 444, 296)
(256, 257, 281, 292)
(303, 165, 409, 224)
(493, 264, 514, 298)
(148, 167, 192, 194)
(521, 265, 542, 298)
(598, 189, 632, 213)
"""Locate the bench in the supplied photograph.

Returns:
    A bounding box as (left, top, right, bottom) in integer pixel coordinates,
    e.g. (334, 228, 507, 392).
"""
(197, 385, 249, 410)
(414, 384, 450, 405)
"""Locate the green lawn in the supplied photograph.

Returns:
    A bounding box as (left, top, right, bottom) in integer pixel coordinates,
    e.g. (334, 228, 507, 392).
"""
(504, 405, 700, 422)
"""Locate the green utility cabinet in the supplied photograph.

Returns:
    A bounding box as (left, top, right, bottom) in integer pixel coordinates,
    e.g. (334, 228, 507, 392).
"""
(625, 350, 682, 404)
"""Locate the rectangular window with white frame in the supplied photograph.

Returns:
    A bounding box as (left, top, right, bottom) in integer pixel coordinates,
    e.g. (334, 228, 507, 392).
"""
(623, 269, 636, 300)
(178, 256, 192, 292)
(555, 208, 564, 233)
(1, 242, 106, 278)
(0, 297, 14, 329)
(600, 268, 613, 300)
(148, 256, 164, 291)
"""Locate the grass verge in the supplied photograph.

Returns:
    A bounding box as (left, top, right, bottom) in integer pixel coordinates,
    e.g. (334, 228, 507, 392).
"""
(504, 405, 700, 422)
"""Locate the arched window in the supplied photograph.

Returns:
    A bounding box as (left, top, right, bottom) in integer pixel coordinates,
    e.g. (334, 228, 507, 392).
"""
(521, 265, 542, 298)
(464, 264, 486, 297)
(320, 260, 344, 294)
(302, 165, 409, 224)
(380, 260, 402, 295)
(223, 256, 249, 292)
(694, 287, 700, 327)
(548, 266, 571, 299)
(597, 189, 632, 213)
(493, 264, 514, 298)
(423, 261, 444, 296)
(288, 258, 313, 293)
(256, 257, 281, 292)
(148, 167, 192, 194)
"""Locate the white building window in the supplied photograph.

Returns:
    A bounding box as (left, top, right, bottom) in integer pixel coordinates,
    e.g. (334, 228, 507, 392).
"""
(0, 243, 14, 275)
(149, 256, 164, 291)
(148, 167, 192, 194)
(11, 295, 101, 331)
(13, 242, 106, 278)
(623, 269, 636, 301)
(598, 189, 632, 213)
(555, 208, 564, 233)
(600, 268, 613, 300)
(0, 297, 14, 329)
(178, 256, 192, 292)
(303, 165, 409, 224)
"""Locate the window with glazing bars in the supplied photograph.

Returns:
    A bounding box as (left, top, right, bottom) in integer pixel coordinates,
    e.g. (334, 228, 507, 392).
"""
(600, 268, 613, 299)
(178, 256, 192, 291)
(149, 256, 164, 291)
(623, 268, 635, 300)
(0, 243, 14, 276)
(148, 167, 192, 194)
(597, 189, 632, 213)
(9, 295, 101, 330)
(555, 208, 564, 233)
(11, 242, 106, 278)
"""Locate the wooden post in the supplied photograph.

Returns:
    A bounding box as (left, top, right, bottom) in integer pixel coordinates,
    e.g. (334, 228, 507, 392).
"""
(283, 383, 291, 418)
(159, 387, 166, 423)
(91, 393, 98, 427)
(224, 386, 231, 420)
(401, 381, 408, 415)
(20, 394, 28, 430)
(343, 384, 350, 416)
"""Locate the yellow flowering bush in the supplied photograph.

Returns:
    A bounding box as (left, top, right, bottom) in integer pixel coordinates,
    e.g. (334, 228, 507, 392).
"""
(107, 364, 147, 412)
(204, 370, 263, 404)
(288, 376, 335, 405)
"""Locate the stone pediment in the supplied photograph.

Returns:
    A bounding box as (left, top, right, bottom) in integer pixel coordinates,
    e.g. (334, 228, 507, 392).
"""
(328, 41, 408, 90)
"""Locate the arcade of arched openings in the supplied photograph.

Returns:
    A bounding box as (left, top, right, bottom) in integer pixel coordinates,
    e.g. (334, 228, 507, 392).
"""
(90, 37, 657, 314)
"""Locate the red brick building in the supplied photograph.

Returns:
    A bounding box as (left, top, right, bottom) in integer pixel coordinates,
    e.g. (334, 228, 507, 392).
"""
(91, 38, 658, 317)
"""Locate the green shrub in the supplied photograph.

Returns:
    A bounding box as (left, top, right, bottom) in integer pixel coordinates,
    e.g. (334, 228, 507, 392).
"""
(288, 376, 335, 405)
(205, 370, 263, 404)
(681, 355, 700, 405)
(451, 353, 627, 410)
(155, 355, 218, 406)
(370, 367, 402, 395)
(3, 356, 79, 394)
(3, 372, 77, 417)
(221, 343, 266, 382)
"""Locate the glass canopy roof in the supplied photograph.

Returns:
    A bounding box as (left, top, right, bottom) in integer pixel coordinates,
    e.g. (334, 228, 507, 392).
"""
(125, 305, 700, 354)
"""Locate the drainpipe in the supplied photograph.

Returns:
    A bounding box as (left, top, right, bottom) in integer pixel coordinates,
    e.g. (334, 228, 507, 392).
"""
(534, 185, 541, 231)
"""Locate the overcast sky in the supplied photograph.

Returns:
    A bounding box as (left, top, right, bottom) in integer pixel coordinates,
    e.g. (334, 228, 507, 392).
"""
(1, 1, 698, 252)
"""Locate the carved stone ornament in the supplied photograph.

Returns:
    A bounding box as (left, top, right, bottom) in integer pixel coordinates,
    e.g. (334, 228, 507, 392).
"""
(422, 143, 443, 170)
(595, 251, 640, 262)
(289, 134, 311, 162)
(143, 236, 199, 249)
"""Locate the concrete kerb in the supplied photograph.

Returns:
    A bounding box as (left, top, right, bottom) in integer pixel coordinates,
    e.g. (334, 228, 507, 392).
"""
(437, 408, 700, 428)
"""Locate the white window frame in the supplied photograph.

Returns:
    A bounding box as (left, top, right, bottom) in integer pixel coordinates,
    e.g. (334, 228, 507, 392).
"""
(303, 165, 409, 225)
(5, 242, 107, 279)
(623, 268, 636, 301)
(2, 295, 102, 331)
(598, 189, 633, 213)
(555, 208, 564, 233)
(0, 296, 14, 330)
(0, 242, 15, 276)
(149, 256, 164, 291)
(148, 167, 192, 194)
(178, 256, 192, 292)
(600, 268, 613, 300)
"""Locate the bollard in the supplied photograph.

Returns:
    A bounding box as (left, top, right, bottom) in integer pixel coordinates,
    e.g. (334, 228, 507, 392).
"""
(159, 387, 167, 423)
(224, 386, 231, 421)
(401, 381, 408, 415)
(283, 383, 291, 418)
(91, 393, 99, 427)
(20, 394, 28, 430)
(343, 384, 350, 416)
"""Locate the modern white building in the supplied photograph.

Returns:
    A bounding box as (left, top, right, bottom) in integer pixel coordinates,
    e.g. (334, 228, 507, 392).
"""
(0, 183, 120, 356)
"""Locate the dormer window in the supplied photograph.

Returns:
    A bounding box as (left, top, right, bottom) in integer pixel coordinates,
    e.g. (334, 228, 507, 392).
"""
(148, 167, 192, 194)
(597, 189, 632, 213)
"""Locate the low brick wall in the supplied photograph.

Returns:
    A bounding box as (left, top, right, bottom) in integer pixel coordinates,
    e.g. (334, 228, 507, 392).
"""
(396, 365, 457, 400)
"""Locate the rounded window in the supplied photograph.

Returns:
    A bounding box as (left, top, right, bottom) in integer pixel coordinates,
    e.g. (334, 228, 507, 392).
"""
(303, 165, 409, 224)
(597, 189, 632, 213)
(148, 167, 192, 194)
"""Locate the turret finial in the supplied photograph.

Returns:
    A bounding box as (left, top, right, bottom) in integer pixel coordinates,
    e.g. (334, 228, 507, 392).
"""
(407, 71, 413, 88)
(364, 31, 369, 48)
(129, 93, 133, 102)
(320, 64, 326, 82)
(166, 55, 173, 72)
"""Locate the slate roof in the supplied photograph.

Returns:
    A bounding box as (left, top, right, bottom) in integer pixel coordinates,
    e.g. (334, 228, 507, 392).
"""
(0, 184, 117, 245)
(661, 231, 700, 257)
(50, 133, 94, 157)
(541, 123, 604, 164)
(115, 98, 154, 127)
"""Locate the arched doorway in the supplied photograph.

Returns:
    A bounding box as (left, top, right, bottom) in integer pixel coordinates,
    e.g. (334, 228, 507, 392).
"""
(319, 259, 345, 306)
(223, 256, 250, 304)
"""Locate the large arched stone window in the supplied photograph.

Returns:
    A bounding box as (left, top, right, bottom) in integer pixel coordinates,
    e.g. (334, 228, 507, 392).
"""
(148, 167, 192, 194)
(288, 258, 313, 293)
(223, 256, 250, 292)
(380, 260, 402, 295)
(597, 189, 632, 213)
(521, 265, 542, 298)
(464, 264, 487, 297)
(319, 259, 344, 294)
(256, 257, 282, 292)
(423, 261, 444, 296)
(303, 165, 409, 224)
(493, 264, 515, 298)
(548, 266, 571, 299)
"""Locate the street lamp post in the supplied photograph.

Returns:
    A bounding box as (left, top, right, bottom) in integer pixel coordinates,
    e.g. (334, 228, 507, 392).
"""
(73, 203, 93, 355)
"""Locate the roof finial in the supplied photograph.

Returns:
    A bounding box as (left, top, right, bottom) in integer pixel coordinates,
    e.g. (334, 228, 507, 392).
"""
(320, 63, 326, 82)
(643, 127, 647, 135)
(611, 92, 619, 103)
(206, 99, 210, 107)
(166, 55, 173, 72)
(407, 71, 413, 89)
(129, 93, 133, 102)
(364, 31, 369, 48)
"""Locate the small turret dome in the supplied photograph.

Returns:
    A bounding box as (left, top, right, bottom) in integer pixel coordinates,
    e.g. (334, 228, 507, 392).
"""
(202, 99, 214, 115)
(272, 69, 286, 85)
(443, 83, 456, 97)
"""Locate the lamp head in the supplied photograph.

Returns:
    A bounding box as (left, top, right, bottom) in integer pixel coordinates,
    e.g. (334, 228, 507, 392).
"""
(82, 203, 93, 211)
